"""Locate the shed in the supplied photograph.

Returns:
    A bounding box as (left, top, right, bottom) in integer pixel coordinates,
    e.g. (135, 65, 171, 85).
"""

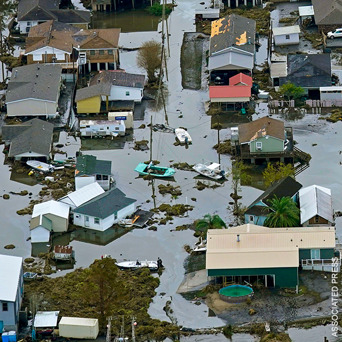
(30, 215, 53, 243)
(270, 62, 287, 86)
(34, 311, 59, 329)
(273, 26, 300, 46)
(59, 317, 99, 339)
(108, 111, 133, 129)
(299, 5, 314, 21)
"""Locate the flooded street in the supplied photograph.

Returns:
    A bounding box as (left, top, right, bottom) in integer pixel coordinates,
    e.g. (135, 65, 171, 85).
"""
(0, 0, 341, 339)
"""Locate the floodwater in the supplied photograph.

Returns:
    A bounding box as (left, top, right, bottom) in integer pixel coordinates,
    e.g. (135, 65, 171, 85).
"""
(0, 0, 341, 338)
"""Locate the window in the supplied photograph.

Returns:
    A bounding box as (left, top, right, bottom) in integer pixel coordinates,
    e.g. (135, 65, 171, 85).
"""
(99, 50, 104, 55)
(115, 127, 119, 130)
(94, 217, 100, 224)
(125, 91, 130, 96)
(314, 215, 320, 223)
(103, 175, 108, 180)
(114, 213, 117, 220)
(33, 54, 42, 61)
(90, 50, 95, 56)
(108, 50, 113, 55)
(310, 249, 320, 260)
(285, 34, 290, 40)
(2, 303, 8, 311)
(27, 22, 31, 26)
(256, 142, 262, 151)
(96, 174, 102, 180)
(75, 215, 80, 219)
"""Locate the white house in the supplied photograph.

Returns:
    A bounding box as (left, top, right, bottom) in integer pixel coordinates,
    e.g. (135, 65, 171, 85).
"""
(75, 155, 112, 191)
(58, 182, 105, 210)
(73, 188, 136, 231)
(273, 26, 300, 46)
(320, 86, 342, 101)
(80, 120, 126, 138)
(299, 185, 334, 227)
(0, 255, 24, 332)
(90, 70, 145, 103)
(30, 215, 54, 243)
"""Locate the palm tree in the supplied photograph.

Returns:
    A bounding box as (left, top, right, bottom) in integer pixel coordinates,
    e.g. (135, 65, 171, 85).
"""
(195, 214, 226, 236)
(264, 195, 300, 228)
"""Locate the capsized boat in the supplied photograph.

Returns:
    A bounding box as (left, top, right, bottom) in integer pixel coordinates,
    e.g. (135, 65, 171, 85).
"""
(175, 128, 192, 144)
(26, 160, 55, 173)
(116, 258, 163, 272)
(134, 162, 175, 178)
(192, 162, 225, 180)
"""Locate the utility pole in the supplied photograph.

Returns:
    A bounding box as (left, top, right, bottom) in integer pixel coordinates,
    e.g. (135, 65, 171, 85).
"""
(149, 116, 153, 162)
(106, 317, 112, 342)
(131, 316, 136, 342)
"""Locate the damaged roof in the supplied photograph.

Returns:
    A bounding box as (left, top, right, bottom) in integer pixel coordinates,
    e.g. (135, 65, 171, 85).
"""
(75, 155, 112, 176)
(238, 116, 285, 143)
(90, 70, 145, 88)
(210, 14, 256, 55)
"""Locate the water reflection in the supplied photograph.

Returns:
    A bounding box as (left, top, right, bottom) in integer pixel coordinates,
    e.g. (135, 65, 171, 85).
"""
(10, 169, 39, 186)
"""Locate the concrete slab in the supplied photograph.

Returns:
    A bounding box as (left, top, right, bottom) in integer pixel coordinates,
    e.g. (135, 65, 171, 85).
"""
(177, 269, 209, 293)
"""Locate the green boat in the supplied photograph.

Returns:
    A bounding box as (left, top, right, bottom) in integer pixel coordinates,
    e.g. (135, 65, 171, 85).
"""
(134, 162, 175, 178)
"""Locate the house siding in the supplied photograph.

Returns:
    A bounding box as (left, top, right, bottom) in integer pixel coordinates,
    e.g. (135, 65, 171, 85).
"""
(208, 267, 298, 288)
(299, 248, 335, 260)
(26, 46, 70, 64)
(18, 21, 39, 34)
(209, 50, 254, 71)
(76, 96, 101, 114)
(31, 226, 51, 243)
(244, 214, 267, 226)
(302, 216, 331, 227)
(274, 33, 299, 46)
(44, 214, 68, 232)
(250, 136, 284, 153)
(7, 99, 58, 118)
(103, 85, 143, 103)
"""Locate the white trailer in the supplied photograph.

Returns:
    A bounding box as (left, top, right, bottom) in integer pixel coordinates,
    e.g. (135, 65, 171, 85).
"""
(59, 317, 99, 339)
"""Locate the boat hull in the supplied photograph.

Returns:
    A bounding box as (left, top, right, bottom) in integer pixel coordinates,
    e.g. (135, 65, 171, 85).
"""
(134, 163, 175, 178)
(116, 260, 159, 271)
(26, 160, 54, 173)
(193, 163, 225, 180)
(175, 128, 192, 144)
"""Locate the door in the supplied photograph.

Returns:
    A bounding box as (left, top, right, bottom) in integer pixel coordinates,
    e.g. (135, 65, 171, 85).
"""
(84, 216, 90, 227)
(0, 320, 3, 333)
(310, 249, 320, 259)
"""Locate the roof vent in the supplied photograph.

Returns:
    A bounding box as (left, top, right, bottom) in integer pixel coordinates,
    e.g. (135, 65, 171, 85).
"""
(237, 234, 240, 242)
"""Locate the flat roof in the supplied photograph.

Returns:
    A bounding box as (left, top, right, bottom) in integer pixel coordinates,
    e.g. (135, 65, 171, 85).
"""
(0, 255, 22, 302)
(299, 5, 314, 17)
(59, 317, 98, 326)
(270, 62, 287, 78)
(273, 25, 300, 36)
(34, 311, 59, 328)
(320, 86, 342, 91)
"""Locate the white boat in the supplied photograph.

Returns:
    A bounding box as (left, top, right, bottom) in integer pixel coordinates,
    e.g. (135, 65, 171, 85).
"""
(192, 162, 225, 180)
(27, 160, 55, 173)
(118, 215, 140, 228)
(175, 128, 192, 144)
(192, 238, 207, 253)
(116, 260, 160, 271)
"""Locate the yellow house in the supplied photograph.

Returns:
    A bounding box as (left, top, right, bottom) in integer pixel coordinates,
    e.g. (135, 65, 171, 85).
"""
(75, 83, 111, 114)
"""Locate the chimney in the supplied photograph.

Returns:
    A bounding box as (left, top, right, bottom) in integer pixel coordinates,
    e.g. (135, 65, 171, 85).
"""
(237, 234, 240, 242)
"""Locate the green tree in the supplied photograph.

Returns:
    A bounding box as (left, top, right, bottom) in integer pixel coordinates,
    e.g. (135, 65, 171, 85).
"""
(81, 257, 127, 328)
(195, 214, 226, 236)
(137, 40, 162, 83)
(264, 195, 300, 228)
(263, 162, 295, 187)
(279, 82, 305, 101)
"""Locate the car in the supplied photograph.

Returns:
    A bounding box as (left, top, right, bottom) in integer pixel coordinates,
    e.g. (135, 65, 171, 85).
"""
(327, 28, 342, 39)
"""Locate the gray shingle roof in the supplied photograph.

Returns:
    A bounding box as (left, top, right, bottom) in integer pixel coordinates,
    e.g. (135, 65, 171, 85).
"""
(210, 14, 256, 55)
(90, 71, 145, 89)
(74, 188, 136, 219)
(76, 155, 112, 176)
(50, 9, 91, 24)
(75, 83, 111, 102)
(6, 64, 62, 103)
(8, 118, 54, 157)
(312, 0, 342, 25)
(18, 0, 59, 20)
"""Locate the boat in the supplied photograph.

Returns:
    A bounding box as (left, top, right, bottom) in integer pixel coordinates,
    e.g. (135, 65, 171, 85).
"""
(135, 117, 176, 178)
(192, 238, 207, 253)
(134, 162, 175, 178)
(27, 160, 55, 173)
(175, 128, 192, 144)
(192, 162, 225, 180)
(118, 215, 140, 228)
(116, 258, 162, 272)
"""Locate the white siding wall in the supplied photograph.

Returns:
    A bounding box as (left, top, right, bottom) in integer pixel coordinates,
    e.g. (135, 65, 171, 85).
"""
(18, 21, 39, 34)
(320, 90, 342, 101)
(105, 85, 143, 103)
(31, 227, 50, 243)
(274, 33, 299, 46)
(6, 99, 58, 117)
(26, 46, 70, 62)
(117, 203, 135, 219)
(0, 301, 16, 329)
(209, 51, 254, 71)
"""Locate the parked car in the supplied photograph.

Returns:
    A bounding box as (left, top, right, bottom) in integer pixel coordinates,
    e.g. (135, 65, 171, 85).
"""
(327, 28, 342, 39)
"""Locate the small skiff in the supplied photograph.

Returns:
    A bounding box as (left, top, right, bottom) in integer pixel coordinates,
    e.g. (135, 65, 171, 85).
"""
(27, 160, 55, 173)
(192, 238, 207, 253)
(175, 128, 192, 144)
(192, 162, 225, 180)
(116, 260, 159, 271)
(134, 162, 175, 178)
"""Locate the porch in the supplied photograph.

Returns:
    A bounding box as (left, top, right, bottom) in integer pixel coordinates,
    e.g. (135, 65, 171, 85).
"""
(301, 258, 341, 272)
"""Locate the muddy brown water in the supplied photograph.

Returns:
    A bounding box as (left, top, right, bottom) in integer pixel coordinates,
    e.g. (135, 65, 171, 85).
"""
(1, 0, 341, 335)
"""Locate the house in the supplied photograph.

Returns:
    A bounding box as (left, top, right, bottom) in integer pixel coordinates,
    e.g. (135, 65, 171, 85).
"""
(0, 255, 24, 332)
(320, 86, 342, 101)
(75, 155, 112, 191)
(206, 224, 339, 288)
(209, 73, 252, 109)
(91, 0, 113, 12)
(73, 188, 136, 231)
(80, 120, 126, 138)
(74, 28, 121, 73)
(2, 118, 54, 161)
(58, 182, 105, 210)
(208, 14, 256, 79)
(232, 116, 294, 163)
(298, 6, 314, 25)
(276, 54, 332, 99)
(6, 64, 62, 118)
(30, 200, 70, 242)
(34, 311, 59, 333)
(244, 176, 302, 226)
(90, 70, 145, 103)
(272, 26, 300, 46)
(25, 21, 79, 78)
(312, 0, 342, 32)
(17, 0, 90, 34)
(299, 185, 334, 227)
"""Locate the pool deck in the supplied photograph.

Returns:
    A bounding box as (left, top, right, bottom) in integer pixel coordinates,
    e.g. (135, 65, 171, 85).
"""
(177, 269, 209, 294)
